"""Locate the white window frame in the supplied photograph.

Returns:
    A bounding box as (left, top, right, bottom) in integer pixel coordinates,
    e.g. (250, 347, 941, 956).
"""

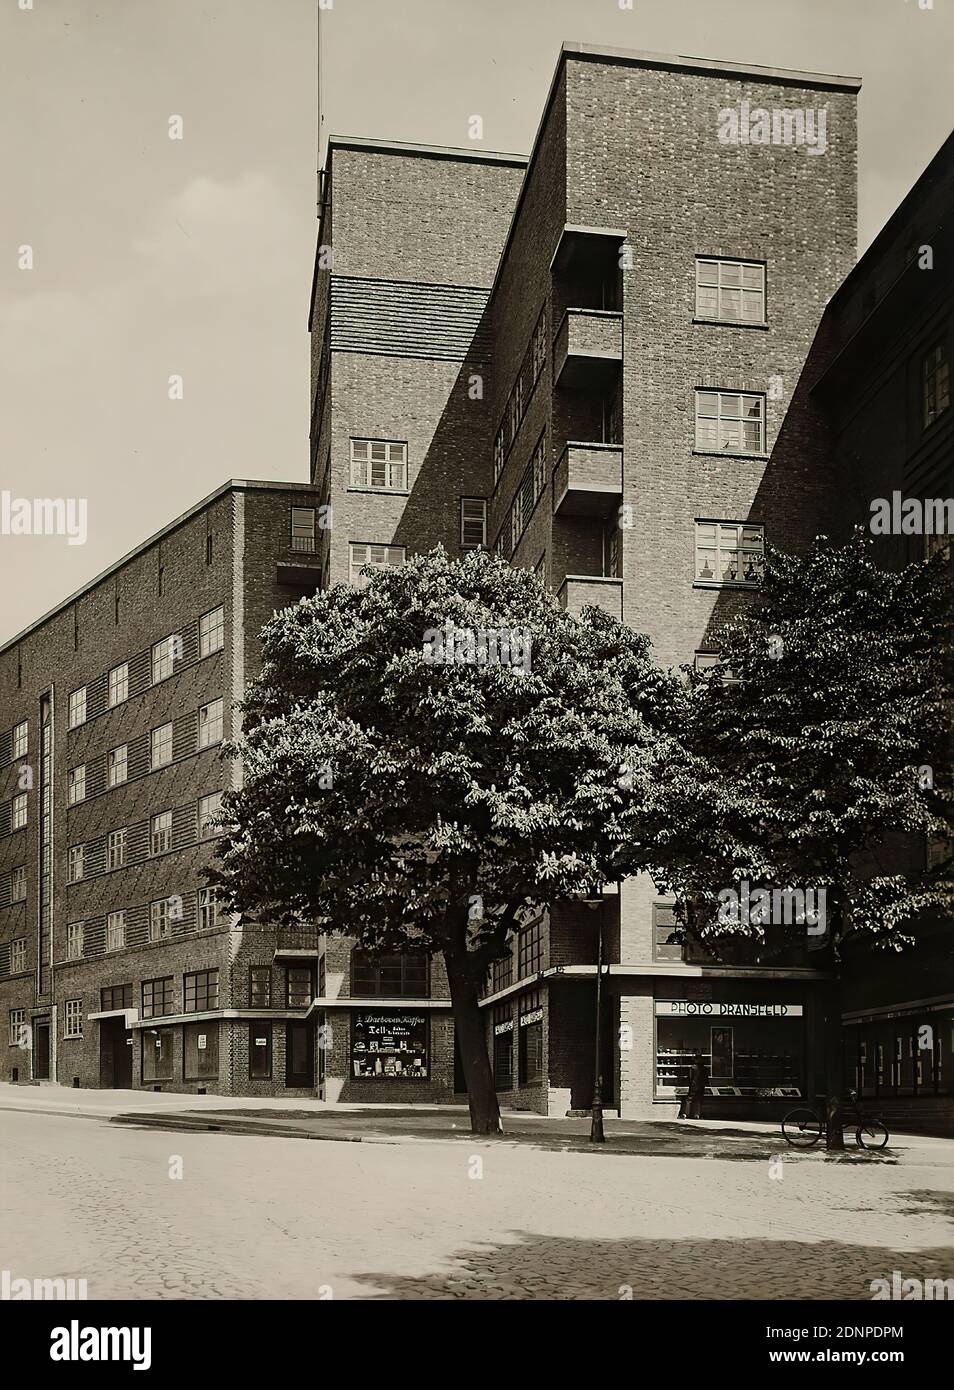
(694, 389, 765, 455)
(493, 428, 505, 483)
(67, 845, 85, 884)
(9, 1007, 26, 1043)
(10, 864, 27, 902)
(67, 767, 85, 807)
(12, 792, 28, 828)
(10, 939, 27, 975)
(107, 827, 127, 870)
(198, 699, 224, 750)
(460, 498, 487, 549)
(348, 543, 406, 588)
(531, 309, 547, 379)
(151, 723, 173, 769)
(199, 606, 225, 657)
(694, 521, 765, 587)
(923, 340, 950, 429)
(108, 744, 128, 788)
(150, 810, 172, 857)
(66, 921, 84, 961)
(198, 792, 223, 840)
(350, 439, 408, 491)
(151, 634, 179, 685)
(695, 258, 766, 323)
(106, 910, 126, 952)
(12, 721, 28, 759)
(108, 663, 129, 707)
(149, 899, 171, 942)
(290, 507, 317, 553)
(198, 886, 220, 931)
(64, 998, 83, 1039)
(68, 687, 87, 729)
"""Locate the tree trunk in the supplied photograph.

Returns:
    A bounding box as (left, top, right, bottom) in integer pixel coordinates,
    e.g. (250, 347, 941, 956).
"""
(823, 978, 845, 1151)
(443, 945, 501, 1135)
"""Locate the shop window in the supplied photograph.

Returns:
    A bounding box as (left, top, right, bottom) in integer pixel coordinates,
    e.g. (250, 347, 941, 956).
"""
(184, 1022, 219, 1081)
(142, 1027, 174, 1082)
(492, 1004, 513, 1091)
(655, 1005, 803, 1098)
(351, 1011, 428, 1079)
(518, 988, 544, 1086)
(249, 1023, 272, 1080)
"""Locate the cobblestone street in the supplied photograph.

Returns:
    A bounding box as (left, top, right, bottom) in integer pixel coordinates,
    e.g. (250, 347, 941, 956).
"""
(1, 1093, 952, 1300)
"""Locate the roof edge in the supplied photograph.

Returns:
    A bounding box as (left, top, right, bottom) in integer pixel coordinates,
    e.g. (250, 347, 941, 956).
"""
(561, 41, 862, 91)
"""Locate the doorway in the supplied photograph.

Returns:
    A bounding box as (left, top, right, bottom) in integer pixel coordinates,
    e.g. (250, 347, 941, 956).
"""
(100, 1017, 133, 1089)
(285, 1022, 314, 1088)
(33, 1021, 50, 1080)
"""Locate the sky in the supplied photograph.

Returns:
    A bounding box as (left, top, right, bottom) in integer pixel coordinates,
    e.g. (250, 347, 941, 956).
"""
(1, 0, 951, 643)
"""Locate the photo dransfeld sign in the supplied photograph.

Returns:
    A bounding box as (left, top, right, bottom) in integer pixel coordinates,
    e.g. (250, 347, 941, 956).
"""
(655, 1001, 804, 1018)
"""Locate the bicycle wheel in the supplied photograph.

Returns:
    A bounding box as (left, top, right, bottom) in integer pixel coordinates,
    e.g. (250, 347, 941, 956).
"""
(782, 1108, 823, 1148)
(856, 1120, 889, 1151)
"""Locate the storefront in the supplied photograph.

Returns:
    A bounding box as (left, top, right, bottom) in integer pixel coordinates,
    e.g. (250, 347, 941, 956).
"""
(351, 1010, 429, 1079)
(844, 1004, 954, 1099)
(654, 992, 808, 1103)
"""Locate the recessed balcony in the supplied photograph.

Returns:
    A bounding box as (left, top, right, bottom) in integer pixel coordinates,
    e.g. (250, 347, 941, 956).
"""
(557, 575, 623, 622)
(553, 442, 623, 518)
(553, 308, 623, 390)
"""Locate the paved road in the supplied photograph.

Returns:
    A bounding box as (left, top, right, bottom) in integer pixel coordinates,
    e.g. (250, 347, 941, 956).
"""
(1, 1106, 953, 1299)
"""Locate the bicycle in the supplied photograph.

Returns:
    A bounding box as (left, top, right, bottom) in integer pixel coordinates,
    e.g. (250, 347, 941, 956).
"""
(781, 1090, 889, 1150)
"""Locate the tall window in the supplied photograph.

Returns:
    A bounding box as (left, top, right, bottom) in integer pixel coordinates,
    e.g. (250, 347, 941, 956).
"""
(198, 699, 223, 749)
(199, 606, 225, 657)
(68, 687, 87, 729)
(107, 827, 127, 870)
(695, 258, 765, 323)
(290, 507, 317, 553)
(248, 1023, 272, 1079)
(9, 1008, 26, 1044)
(694, 521, 764, 586)
(142, 977, 174, 1019)
(695, 390, 765, 455)
(352, 951, 427, 998)
(286, 966, 314, 1008)
(460, 498, 487, 549)
(106, 911, 126, 952)
(107, 744, 128, 788)
(923, 341, 950, 429)
(348, 543, 405, 587)
(108, 662, 129, 707)
(151, 723, 173, 769)
(518, 988, 544, 1085)
(198, 791, 223, 839)
(12, 791, 27, 828)
(531, 306, 547, 380)
(493, 428, 505, 482)
(249, 966, 271, 1007)
(184, 969, 219, 1012)
(68, 767, 85, 805)
(10, 864, 27, 901)
(151, 634, 179, 684)
(66, 921, 84, 960)
(12, 721, 28, 758)
(518, 918, 544, 978)
(150, 810, 172, 856)
(350, 439, 407, 490)
(10, 939, 27, 974)
(67, 845, 84, 884)
(64, 999, 83, 1039)
(197, 886, 221, 931)
(493, 1004, 514, 1091)
(491, 952, 513, 994)
(150, 899, 171, 942)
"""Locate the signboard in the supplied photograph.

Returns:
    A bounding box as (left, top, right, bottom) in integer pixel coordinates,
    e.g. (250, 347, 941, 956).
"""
(655, 1001, 803, 1018)
(352, 1012, 428, 1079)
(519, 1008, 544, 1027)
(197, 1035, 207, 1050)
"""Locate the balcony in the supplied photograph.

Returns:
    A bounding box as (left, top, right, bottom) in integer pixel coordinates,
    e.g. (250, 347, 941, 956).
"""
(557, 575, 623, 622)
(553, 309, 623, 391)
(553, 442, 623, 518)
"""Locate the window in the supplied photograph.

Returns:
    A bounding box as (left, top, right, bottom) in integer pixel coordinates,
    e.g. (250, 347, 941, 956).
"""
(68, 687, 87, 729)
(352, 952, 427, 998)
(67, 767, 85, 806)
(493, 1004, 514, 1090)
(923, 341, 950, 429)
(493, 428, 505, 482)
(531, 307, 547, 379)
(141, 977, 174, 1019)
(517, 918, 544, 978)
(198, 699, 223, 749)
(695, 390, 765, 454)
(142, 1027, 174, 1082)
(107, 744, 128, 788)
(531, 432, 547, 501)
(151, 634, 179, 684)
(151, 723, 173, 768)
(10, 939, 27, 974)
(249, 966, 271, 1007)
(106, 911, 126, 952)
(248, 1023, 272, 1079)
(107, 827, 127, 870)
(603, 519, 621, 579)
(184, 1021, 219, 1080)
(350, 439, 408, 490)
(291, 506, 317, 553)
(66, 921, 84, 960)
(149, 899, 171, 942)
(491, 952, 513, 994)
(10, 864, 27, 902)
(518, 988, 544, 1085)
(12, 721, 27, 759)
(101, 983, 132, 1010)
(460, 498, 487, 549)
(67, 845, 84, 884)
(199, 606, 225, 657)
(198, 791, 223, 839)
(197, 887, 221, 931)
(348, 543, 405, 587)
(286, 966, 314, 1008)
(184, 969, 219, 1012)
(9, 1008, 26, 1045)
(108, 662, 129, 707)
(695, 258, 765, 323)
(150, 810, 172, 856)
(12, 790, 28, 829)
(653, 903, 684, 962)
(694, 521, 764, 586)
(64, 999, 83, 1039)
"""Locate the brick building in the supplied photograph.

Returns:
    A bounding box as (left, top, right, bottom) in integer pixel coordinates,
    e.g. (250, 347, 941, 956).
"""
(2, 42, 950, 1119)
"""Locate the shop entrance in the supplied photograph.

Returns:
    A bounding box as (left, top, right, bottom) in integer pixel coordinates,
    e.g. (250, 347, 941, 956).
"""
(285, 1021, 314, 1088)
(100, 1017, 133, 1089)
(33, 1021, 50, 1080)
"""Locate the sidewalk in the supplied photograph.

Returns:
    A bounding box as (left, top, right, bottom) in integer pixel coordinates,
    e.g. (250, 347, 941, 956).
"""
(2, 1082, 950, 1162)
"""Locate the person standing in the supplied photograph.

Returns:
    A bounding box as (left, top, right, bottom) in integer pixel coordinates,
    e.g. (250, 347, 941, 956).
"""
(680, 1052, 708, 1119)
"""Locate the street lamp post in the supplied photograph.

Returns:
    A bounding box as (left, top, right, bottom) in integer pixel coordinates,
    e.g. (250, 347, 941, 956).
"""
(590, 901, 605, 1144)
